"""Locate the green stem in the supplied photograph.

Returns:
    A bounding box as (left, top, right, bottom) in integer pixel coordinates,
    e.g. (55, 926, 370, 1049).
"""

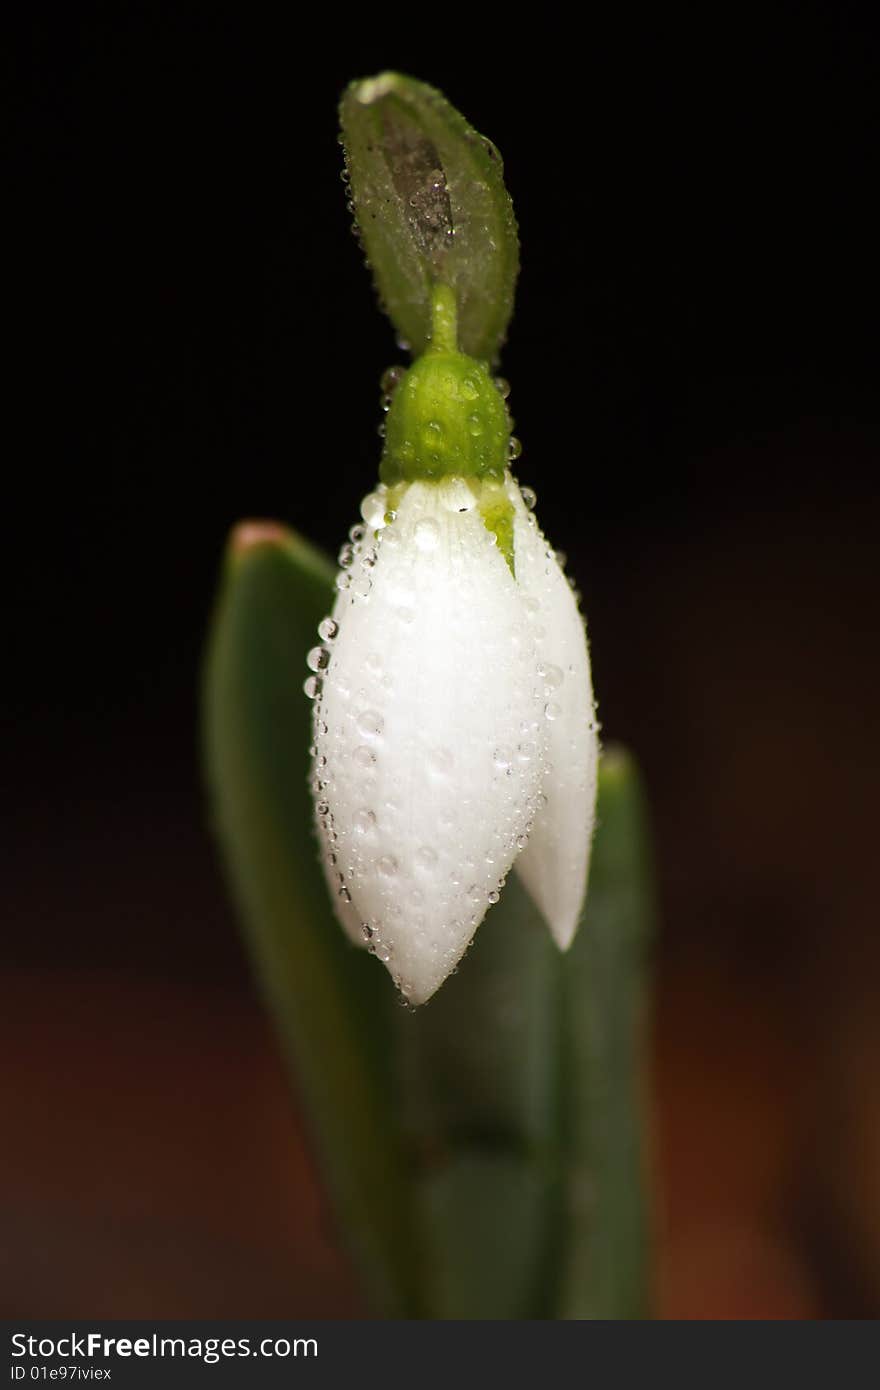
(427, 282, 458, 354)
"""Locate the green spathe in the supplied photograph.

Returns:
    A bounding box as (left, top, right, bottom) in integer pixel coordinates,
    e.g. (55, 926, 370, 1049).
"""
(339, 72, 519, 363)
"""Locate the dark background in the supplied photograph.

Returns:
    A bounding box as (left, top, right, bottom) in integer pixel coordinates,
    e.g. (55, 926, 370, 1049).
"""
(5, 7, 879, 1316)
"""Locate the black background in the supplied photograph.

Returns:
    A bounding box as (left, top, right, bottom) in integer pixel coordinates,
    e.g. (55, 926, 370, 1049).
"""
(5, 6, 880, 1317)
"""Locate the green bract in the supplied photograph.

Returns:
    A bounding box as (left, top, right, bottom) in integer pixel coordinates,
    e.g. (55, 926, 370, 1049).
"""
(340, 72, 519, 363)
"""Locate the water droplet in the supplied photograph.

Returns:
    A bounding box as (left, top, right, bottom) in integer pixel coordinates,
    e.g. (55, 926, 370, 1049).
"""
(494, 376, 511, 399)
(414, 517, 440, 552)
(335, 572, 352, 592)
(377, 855, 398, 877)
(357, 710, 384, 738)
(353, 744, 376, 769)
(306, 645, 330, 672)
(487, 889, 500, 904)
(376, 943, 392, 962)
(466, 883, 482, 903)
(521, 485, 537, 510)
(362, 547, 378, 568)
(415, 846, 437, 870)
(461, 377, 479, 401)
(360, 491, 387, 528)
(338, 542, 355, 569)
(361, 923, 374, 942)
(493, 748, 512, 774)
(318, 617, 339, 642)
(508, 436, 523, 461)
(380, 364, 406, 396)
(516, 833, 529, 850)
(349, 522, 366, 544)
(543, 664, 564, 691)
(303, 675, 323, 699)
(353, 809, 376, 835)
(339, 885, 352, 903)
(544, 701, 561, 721)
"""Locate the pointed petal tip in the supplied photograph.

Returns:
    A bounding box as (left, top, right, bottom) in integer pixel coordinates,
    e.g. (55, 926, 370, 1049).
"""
(549, 908, 582, 953)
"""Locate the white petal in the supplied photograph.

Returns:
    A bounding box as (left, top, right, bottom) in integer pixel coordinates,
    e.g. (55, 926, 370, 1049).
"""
(311, 480, 547, 1004)
(507, 478, 599, 949)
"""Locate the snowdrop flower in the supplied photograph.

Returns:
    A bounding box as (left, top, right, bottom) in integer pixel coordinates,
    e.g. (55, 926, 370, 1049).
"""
(306, 287, 598, 1004)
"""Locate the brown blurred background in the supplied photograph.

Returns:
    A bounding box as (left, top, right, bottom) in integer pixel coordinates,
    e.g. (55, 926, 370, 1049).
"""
(5, 9, 879, 1317)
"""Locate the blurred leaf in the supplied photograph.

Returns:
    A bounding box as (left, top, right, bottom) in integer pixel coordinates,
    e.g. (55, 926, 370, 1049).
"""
(202, 523, 420, 1316)
(554, 746, 655, 1318)
(340, 72, 519, 363)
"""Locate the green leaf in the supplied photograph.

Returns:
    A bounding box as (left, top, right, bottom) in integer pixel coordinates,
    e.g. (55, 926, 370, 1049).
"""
(340, 72, 519, 363)
(201, 523, 420, 1317)
(554, 746, 655, 1318)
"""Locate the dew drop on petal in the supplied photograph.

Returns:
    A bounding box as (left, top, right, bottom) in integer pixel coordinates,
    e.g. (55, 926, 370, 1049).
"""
(353, 809, 376, 835)
(303, 675, 322, 699)
(543, 663, 564, 691)
(306, 645, 331, 672)
(378, 855, 398, 877)
(544, 701, 561, 721)
(360, 492, 387, 528)
(357, 710, 385, 738)
(318, 617, 339, 642)
(521, 485, 537, 510)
